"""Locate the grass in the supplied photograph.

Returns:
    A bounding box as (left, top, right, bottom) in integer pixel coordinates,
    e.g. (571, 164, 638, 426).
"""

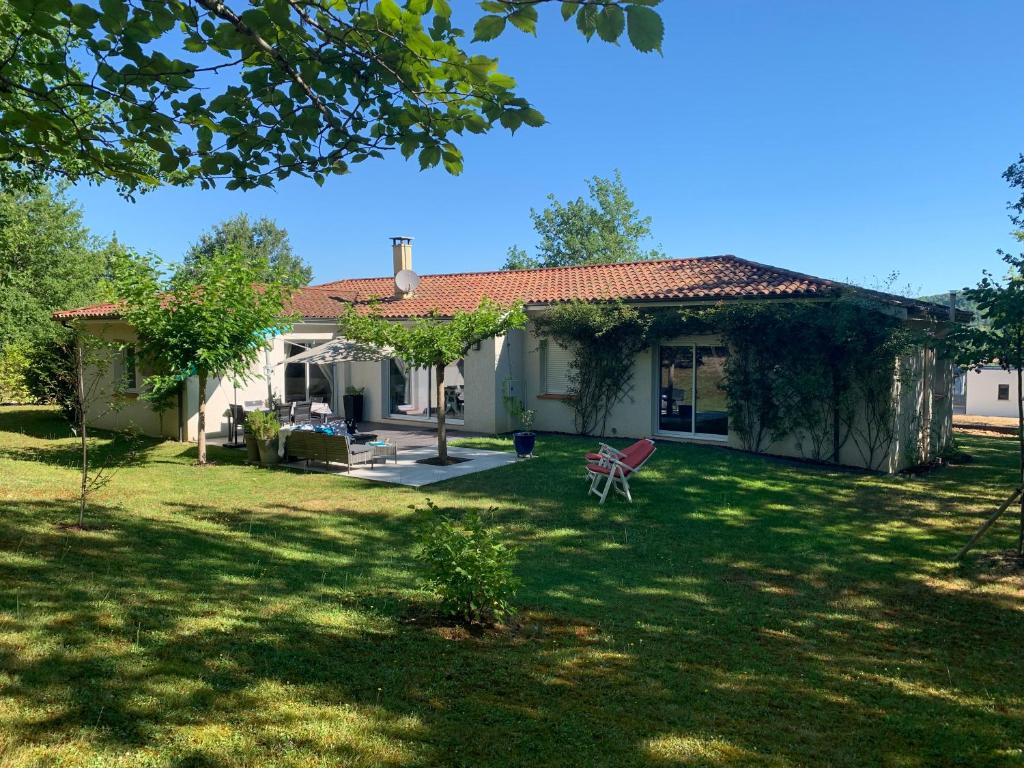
(0, 405, 1022, 768)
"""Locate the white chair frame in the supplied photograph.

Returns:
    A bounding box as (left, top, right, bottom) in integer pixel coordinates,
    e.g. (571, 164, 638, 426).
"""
(587, 440, 656, 504)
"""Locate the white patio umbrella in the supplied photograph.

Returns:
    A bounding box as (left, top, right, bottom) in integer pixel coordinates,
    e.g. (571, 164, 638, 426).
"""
(275, 337, 394, 366)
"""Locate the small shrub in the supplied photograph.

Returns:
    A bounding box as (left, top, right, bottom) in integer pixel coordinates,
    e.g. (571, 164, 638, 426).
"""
(414, 499, 519, 624)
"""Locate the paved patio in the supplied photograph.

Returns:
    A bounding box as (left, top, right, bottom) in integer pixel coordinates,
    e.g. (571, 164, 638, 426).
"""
(213, 422, 519, 487)
(282, 444, 518, 487)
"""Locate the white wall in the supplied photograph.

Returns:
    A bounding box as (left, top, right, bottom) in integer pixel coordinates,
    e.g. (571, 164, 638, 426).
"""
(964, 367, 1021, 418)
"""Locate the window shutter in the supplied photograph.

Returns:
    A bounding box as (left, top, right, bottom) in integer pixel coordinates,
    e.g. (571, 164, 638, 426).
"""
(544, 342, 575, 394)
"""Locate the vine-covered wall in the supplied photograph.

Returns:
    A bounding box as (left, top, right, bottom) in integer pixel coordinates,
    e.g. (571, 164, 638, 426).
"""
(530, 298, 955, 473)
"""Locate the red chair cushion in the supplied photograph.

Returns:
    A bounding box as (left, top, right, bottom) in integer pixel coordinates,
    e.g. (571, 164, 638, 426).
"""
(585, 452, 604, 461)
(619, 441, 654, 469)
(586, 463, 612, 476)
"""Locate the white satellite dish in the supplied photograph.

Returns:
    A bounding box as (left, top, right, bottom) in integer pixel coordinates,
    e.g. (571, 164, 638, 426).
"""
(395, 269, 421, 295)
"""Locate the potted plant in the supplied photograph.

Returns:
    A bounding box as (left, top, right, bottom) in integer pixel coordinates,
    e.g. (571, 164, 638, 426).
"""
(513, 408, 536, 458)
(244, 429, 260, 465)
(246, 410, 281, 466)
(343, 385, 365, 424)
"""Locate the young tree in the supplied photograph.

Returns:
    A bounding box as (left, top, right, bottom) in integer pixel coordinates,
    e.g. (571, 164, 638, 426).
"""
(951, 252, 1024, 557)
(113, 248, 295, 465)
(949, 157, 1024, 558)
(341, 300, 526, 464)
(185, 214, 313, 287)
(503, 171, 663, 270)
(0, 0, 664, 196)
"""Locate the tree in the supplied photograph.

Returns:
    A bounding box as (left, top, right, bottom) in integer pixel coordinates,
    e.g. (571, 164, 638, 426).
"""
(340, 299, 526, 463)
(0, 183, 112, 403)
(1, 0, 664, 197)
(113, 248, 295, 465)
(185, 214, 313, 287)
(949, 157, 1024, 559)
(950, 252, 1024, 558)
(503, 170, 663, 270)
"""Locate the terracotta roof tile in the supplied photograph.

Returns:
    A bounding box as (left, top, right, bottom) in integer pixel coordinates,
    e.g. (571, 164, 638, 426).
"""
(53, 255, 883, 321)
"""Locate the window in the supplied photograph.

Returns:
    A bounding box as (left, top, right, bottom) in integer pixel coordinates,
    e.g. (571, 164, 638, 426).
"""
(117, 346, 139, 392)
(387, 358, 465, 422)
(541, 340, 574, 395)
(658, 344, 729, 437)
(284, 341, 334, 406)
(998, 384, 1010, 401)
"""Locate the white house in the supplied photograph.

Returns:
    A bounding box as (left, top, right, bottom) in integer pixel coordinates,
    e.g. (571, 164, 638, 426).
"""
(963, 366, 1021, 418)
(55, 238, 964, 472)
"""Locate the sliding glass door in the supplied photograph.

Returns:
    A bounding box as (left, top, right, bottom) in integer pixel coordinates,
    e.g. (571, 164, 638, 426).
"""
(387, 359, 465, 423)
(658, 344, 729, 437)
(284, 341, 335, 408)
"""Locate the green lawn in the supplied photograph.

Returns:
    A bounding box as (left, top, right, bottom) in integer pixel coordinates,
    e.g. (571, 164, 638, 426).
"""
(1, 406, 1022, 768)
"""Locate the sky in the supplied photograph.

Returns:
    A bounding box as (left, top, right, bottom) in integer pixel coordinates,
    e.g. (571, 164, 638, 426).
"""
(69, 1, 1024, 295)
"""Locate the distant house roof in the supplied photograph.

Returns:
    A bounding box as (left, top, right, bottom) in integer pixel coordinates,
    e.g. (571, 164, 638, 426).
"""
(53, 255, 966, 322)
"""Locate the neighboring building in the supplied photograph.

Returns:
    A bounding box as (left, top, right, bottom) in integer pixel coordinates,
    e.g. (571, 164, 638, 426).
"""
(54, 238, 963, 472)
(963, 366, 1021, 418)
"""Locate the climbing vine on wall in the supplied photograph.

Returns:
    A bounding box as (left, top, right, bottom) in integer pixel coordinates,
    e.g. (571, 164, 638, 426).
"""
(533, 301, 706, 435)
(535, 297, 923, 470)
(708, 299, 920, 468)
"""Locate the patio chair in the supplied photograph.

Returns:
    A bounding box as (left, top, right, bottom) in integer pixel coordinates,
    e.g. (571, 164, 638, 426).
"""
(585, 438, 656, 504)
(276, 403, 293, 424)
(293, 401, 313, 424)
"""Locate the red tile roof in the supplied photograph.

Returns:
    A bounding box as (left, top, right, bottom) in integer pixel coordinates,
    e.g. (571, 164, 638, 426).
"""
(56, 255, 954, 321)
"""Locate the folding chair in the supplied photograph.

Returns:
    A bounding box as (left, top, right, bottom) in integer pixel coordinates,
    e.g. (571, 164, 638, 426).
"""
(585, 438, 656, 504)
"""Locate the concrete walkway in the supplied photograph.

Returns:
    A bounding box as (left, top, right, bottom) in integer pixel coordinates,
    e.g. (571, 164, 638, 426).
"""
(281, 444, 518, 487)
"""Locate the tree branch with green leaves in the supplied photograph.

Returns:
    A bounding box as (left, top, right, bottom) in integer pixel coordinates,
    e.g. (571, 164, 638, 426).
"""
(112, 247, 297, 464)
(1, 0, 663, 197)
(340, 298, 526, 462)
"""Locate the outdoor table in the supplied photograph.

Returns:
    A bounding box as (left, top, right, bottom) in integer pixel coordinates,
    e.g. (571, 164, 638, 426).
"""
(350, 432, 378, 444)
(310, 402, 333, 422)
(367, 441, 397, 465)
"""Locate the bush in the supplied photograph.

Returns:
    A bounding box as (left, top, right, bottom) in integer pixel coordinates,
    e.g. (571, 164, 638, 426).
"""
(414, 499, 519, 624)
(0, 343, 32, 403)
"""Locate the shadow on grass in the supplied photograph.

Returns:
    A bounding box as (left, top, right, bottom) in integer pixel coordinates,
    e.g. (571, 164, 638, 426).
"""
(1, 412, 1022, 766)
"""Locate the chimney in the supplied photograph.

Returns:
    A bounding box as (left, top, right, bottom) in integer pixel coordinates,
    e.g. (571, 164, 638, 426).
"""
(392, 235, 412, 277)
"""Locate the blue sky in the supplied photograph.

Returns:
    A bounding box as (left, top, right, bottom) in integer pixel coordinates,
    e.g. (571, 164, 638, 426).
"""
(70, 1, 1023, 294)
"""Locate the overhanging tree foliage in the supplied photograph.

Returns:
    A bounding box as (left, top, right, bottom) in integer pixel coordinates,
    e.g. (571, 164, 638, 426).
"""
(340, 299, 526, 463)
(503, 170, 663, 270)
(1, 0, 664, 196)
(185, 213, 313, 287)
(113, 248, 295, 465)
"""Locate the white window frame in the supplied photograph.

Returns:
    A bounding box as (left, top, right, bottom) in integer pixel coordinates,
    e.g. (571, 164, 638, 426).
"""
(654, 341, 729, 442)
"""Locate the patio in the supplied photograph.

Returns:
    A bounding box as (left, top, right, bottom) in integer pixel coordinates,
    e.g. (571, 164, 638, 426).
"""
(213, 421, 519, 487)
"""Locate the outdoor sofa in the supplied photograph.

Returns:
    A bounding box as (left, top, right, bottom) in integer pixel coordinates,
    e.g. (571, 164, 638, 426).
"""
(285, 431, 374, 471)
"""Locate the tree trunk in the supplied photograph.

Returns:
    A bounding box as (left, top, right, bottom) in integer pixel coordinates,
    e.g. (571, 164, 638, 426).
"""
(436, 362, 447, 464)
(197, 369, 208, 466)
(1017, 364, 1023, 556)
(75, 336, 87, 527)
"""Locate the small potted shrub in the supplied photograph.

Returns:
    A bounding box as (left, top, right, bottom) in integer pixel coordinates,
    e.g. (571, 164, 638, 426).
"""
(246, 410, 281, 466)
(512, 408, 536, 458)
(342, 385, 365, 424)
